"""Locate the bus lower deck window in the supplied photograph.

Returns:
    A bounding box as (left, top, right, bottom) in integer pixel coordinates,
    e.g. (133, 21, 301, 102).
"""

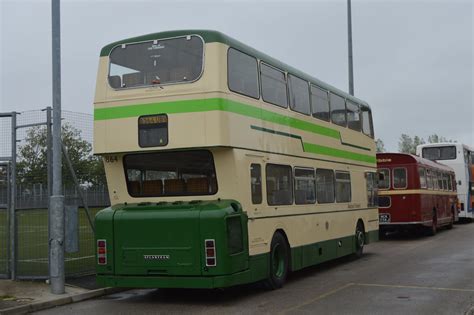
(123, 150, 217, 197)
(250, 164, 262, 204)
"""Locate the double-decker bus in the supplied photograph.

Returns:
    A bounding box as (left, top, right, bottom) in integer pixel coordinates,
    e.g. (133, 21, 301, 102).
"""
(377, 153, 457, 236)
(93, 30, 379, 289)
(416, 143, 473, 221)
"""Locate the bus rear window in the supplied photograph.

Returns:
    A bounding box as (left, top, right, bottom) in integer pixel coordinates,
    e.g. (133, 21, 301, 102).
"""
(124, 150, 217, 197)
(108, 35, 204, 89)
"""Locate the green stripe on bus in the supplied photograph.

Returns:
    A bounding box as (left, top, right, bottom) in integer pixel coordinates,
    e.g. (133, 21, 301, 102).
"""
(249, 125, 374, 163)
(250, 125, 303, 140)
(94, 97, 340, 139)
(303, 142, 376, 164)
(94, 98, 375, 164)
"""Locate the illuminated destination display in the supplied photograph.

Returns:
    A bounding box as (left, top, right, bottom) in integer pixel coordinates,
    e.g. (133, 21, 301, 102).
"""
(138, 114, 168, 147)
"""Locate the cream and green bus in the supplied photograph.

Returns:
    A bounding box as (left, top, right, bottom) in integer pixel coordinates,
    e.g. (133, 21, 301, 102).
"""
(94, 30, 379, 289)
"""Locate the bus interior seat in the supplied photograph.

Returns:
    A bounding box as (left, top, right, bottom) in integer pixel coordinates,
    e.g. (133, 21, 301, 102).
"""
(143, 180, 163, 195)
(170, 68, 191, 82)
(321, 112, 330, 121)
(274, 189, 291, 204)
(209, 178, 218, 193)
(348, 120, 361, 130)
(164, 179, 186, 194)
(108, 75, 122, 89)
(128, 181, 141, 194)
(295, 190, 307, 204)
(186, 178, 209, 194)
(123, 72, 144, 87)
(267, 180, 276, 203)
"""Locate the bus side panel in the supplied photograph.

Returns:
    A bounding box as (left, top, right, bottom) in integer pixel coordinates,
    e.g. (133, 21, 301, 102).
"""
(248, 208, 377, 272)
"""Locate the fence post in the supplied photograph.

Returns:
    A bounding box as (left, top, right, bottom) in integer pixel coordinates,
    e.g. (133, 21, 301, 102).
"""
(61, 142, 95, 232)
(50, 0, 65, 294)
(10, 112, 17, 280)
(45, 106, 52, 276)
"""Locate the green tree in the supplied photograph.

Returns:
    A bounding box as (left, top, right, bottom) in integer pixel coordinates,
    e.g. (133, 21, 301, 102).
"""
(413, 135, 425, 150)
(427, 134, 452, 143)
(398, 134, 429, 154)
(16, 124, 104, 186)
(398, 134, 414, 154)
(375, 138, 386, 153)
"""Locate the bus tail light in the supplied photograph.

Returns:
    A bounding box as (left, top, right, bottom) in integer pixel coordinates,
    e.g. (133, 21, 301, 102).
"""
(205, 239, 216, 267)
(97, 239, 107, 265)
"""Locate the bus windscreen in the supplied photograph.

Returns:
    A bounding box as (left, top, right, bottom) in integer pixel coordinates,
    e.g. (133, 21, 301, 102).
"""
(108, 35, 204, 89)
(422, 146, 456, 161)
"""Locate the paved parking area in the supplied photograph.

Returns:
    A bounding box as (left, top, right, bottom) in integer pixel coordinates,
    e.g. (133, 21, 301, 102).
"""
(36, 223, 474, 315)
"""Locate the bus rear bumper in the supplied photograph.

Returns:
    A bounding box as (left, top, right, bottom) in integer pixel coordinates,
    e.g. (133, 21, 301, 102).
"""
(97, 254, 268, 289)
(97, 268, 265, 289)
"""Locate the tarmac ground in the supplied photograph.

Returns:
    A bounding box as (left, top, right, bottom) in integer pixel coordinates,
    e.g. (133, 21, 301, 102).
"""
(1, 222, 473, 314)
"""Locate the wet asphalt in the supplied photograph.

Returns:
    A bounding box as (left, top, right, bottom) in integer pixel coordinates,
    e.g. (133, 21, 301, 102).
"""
(36, 223, 474, 315)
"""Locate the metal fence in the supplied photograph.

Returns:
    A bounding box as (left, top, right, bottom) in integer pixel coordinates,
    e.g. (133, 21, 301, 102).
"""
(0, 163, 9, 279)
(0, 109, 110, 279)
(0, 114, 13, 279)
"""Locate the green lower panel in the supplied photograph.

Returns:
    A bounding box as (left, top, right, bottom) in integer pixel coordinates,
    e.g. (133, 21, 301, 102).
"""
(97, 231, 379, 289)
(291, 235, 355, 271)
(97, 254, 268, 289)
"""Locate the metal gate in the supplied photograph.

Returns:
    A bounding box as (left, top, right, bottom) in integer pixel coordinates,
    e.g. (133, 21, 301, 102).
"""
(0, 162, 10, 278)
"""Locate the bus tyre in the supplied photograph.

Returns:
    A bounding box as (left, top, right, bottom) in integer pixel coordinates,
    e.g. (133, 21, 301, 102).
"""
(427, 212, 437, 236)
(354, 222, 365, 259)
(264, 232, 289, 290)
(447, 212, 454, 230)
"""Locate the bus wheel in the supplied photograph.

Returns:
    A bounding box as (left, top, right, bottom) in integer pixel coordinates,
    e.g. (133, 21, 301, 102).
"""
(447, 211, 454, 230)
(264, 232, 289, 289)
(354, 222, 365, 259)
(427, 211, 437, 236)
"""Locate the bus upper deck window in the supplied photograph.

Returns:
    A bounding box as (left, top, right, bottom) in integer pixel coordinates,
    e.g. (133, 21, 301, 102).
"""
(108, 35, 204, 89)
(346, 100, 361, 132)
(361, 105, 374, 138)
(329, 93, 346, 127)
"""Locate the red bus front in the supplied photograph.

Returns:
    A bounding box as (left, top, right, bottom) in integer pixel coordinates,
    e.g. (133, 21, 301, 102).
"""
(377, 153, 456, 235)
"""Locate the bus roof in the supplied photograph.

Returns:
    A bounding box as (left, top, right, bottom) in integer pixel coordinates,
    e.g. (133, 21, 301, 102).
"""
(377, 152, 454, 172)
(100, 29, 370, 107)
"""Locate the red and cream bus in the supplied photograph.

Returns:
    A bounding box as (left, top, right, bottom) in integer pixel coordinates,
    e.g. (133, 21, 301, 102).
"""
(377, 153, 457, 236)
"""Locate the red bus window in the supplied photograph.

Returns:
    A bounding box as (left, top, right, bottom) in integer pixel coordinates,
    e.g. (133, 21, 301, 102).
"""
(426, 169, 433, 189)
(378, 196, 391, 208)
(419, 167, 427, 189)
(442, 173, 448, 190)
(393, 168, 407, 189)
(437, 172, 443, 190)
(378, 169, 390, 189)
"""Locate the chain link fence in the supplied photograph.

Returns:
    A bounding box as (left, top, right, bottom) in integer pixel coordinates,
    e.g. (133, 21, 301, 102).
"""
(0, 109, 110, 279)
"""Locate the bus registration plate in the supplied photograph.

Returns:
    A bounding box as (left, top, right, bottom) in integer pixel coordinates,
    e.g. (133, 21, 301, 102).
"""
(379, 213, 391, 223)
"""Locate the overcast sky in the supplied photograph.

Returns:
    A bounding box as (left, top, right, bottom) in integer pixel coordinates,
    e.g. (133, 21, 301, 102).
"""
(1, 0, 472, 151)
